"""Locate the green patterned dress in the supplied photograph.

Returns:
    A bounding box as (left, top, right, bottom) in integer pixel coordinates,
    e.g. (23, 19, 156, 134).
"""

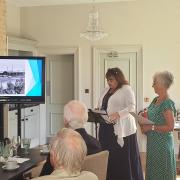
(146, 97, 176, 180)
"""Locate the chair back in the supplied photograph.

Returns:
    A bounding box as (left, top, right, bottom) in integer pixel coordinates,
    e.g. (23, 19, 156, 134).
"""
(23, 160, 46, 179)
(82, 150, 109, 180)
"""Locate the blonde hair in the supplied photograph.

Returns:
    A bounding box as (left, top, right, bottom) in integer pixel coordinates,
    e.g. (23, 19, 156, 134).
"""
(64, 100, 88, 129)
(51, 128, 87, 174)
(153, 71, 174, 89)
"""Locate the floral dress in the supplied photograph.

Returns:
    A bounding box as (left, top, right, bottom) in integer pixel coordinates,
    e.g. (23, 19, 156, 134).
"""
(146, 97, 176, 180)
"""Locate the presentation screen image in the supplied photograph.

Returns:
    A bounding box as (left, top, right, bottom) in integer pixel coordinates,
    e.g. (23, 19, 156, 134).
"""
(0, 56, 45, 103)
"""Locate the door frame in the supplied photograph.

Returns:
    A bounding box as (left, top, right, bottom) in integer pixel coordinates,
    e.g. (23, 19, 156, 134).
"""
(92, 45, 143, 112)
(38, 46, 80, 144)
(38, 46, 80, 100)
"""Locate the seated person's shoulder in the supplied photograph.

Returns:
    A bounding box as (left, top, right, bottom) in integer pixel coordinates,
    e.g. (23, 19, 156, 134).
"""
(32, 175, 50, 180)
(80, 171, 98, 180)
(85, 134, 101, 154)
(77, 129, 101, 155)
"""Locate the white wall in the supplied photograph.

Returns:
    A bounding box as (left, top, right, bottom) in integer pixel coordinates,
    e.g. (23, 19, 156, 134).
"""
(6, 0, 180, 152)
(19, 1, 180, 107)
(6, 4, 20, 36)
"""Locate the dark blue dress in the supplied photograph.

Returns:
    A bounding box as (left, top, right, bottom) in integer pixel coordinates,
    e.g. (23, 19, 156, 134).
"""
(99, 91, 144, 180)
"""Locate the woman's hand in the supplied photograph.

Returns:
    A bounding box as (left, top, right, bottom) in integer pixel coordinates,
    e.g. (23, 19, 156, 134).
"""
(139, 109, 148, 118)
(109, 112, 120, 122)
(140, 124, 152, 134)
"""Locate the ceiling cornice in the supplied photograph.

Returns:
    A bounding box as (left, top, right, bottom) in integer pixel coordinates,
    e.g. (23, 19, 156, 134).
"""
(7, 0, 136, 7)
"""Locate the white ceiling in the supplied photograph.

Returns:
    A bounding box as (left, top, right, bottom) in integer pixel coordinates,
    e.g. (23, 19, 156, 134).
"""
(7, 0, 136, 7)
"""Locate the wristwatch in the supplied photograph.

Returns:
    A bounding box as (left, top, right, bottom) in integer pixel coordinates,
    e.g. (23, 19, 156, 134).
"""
(151, 125, 155, 131)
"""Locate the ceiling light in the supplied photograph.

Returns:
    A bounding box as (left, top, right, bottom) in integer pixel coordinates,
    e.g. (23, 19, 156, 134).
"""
(80, 1, 108, 41)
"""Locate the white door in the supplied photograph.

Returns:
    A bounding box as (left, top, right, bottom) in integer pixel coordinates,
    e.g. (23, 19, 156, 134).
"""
(23, 106, 40, 147)
(93, 46, 143, 112)
(100, 52, 137, 110)
(93, 46, 144, 151)
(8, 110, 18, 138)
(46, 55, 74, 136)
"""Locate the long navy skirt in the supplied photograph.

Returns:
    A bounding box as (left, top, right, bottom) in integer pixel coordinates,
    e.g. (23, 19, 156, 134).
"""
(99, 123, 144, 180)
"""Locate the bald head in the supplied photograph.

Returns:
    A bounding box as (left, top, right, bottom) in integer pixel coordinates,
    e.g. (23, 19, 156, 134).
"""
(64, 100, 88, 129)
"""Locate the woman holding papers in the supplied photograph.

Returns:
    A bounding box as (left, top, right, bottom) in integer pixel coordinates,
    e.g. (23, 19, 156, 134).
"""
(141, 71, 176, 180)
(98, 68, 143, 180)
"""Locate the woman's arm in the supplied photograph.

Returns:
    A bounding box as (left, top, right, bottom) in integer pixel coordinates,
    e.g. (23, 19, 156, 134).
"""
(109, 86, 135, 122)
(117, 86, 135, 119)
(153, 109, 174, 132)
(97, 87, 110, 109)
(141, 109, 174, 133)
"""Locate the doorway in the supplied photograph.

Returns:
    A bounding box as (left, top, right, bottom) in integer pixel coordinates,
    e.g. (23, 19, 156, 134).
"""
(46, 54, 74, 135)
(38, 46, 79, 140)
(93, 45, 144, 151)
(93, 45, 143, 112)
(100, 52, 137, 105)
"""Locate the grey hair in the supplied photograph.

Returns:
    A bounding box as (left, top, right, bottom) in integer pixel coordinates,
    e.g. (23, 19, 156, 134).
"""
(64, 100, 88, 129)
(51, 128, 87, 174)
(153, 71, 174, 89)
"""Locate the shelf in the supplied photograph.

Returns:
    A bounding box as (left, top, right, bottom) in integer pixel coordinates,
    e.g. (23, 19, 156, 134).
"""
(9, 104, 39, 111)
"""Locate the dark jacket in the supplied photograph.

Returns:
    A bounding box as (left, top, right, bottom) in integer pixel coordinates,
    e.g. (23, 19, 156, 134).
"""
(40, 128, 101, 176)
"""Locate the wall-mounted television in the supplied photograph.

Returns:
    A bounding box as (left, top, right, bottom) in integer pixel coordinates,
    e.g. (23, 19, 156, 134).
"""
(0, 56, 45, 104)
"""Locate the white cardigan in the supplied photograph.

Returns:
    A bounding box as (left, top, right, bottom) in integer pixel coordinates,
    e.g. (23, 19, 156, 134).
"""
(98, 85, 137, 147)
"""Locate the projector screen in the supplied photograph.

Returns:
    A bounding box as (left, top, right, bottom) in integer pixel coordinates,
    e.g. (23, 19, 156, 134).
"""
(0, 56, 45, 103)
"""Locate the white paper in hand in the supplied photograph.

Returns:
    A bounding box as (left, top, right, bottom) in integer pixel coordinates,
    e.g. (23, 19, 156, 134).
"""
(130, 112, 154, 125)
(101, 114, 112, 124)
(90, 109, 107, 115)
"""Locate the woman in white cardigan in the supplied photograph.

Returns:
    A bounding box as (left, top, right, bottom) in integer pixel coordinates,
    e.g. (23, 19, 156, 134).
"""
(98, 67, 143, 180)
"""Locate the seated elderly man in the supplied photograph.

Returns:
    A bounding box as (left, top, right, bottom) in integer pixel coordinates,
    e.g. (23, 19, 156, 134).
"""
(34, 128, 98, 180)
(40, 100, 101, 176)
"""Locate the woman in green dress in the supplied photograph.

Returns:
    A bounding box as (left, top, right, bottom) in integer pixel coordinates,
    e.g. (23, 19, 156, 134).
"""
(141, 71, 176, 180)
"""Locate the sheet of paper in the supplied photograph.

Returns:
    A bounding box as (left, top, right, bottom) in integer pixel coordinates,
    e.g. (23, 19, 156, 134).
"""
(8, 157, 30, 163)
(100, 114, 113, 124)
(90, 109, 107, 115)
(130, 112, 154, 125)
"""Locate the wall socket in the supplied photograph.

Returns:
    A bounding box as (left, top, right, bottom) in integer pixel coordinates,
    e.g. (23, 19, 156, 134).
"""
(85, 89, 89, 93)
(144, 97, 150, 102)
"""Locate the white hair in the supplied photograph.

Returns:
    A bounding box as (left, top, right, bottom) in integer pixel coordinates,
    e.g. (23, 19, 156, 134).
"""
(51, 128, 87, 174)
(64, 100, 88, 129)
(153, 71, 174, 89)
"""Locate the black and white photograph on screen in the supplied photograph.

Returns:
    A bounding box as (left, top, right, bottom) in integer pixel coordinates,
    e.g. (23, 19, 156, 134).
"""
(0, 60, 25, 95)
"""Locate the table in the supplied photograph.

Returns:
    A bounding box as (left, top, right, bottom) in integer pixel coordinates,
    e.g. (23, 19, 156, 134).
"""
(0, 148, 48, 180)
(174, 121, 180, 159)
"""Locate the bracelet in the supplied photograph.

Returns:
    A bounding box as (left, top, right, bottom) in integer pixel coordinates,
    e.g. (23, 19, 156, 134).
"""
(151, 125, 155, 131)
